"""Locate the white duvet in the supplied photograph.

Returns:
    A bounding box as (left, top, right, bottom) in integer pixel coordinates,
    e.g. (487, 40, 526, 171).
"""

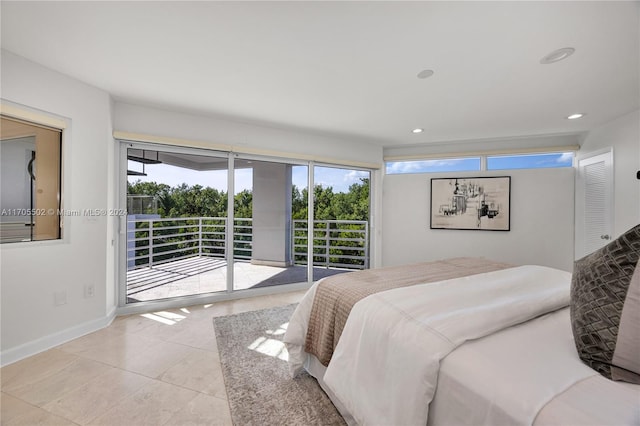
(286, 265, 571, 426)
(429, 307, 640, 426)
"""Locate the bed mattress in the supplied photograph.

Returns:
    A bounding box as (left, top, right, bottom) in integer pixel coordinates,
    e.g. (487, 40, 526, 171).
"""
(429, 307, 640, 426)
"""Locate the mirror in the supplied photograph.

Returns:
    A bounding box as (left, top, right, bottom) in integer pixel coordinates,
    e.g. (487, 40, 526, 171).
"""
(1, 116, 62, 243)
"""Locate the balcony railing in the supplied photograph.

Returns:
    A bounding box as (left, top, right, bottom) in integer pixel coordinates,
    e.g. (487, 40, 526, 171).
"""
(127, 217, 251, 270)
(292, 219, 369, 269)
(127, 217, 369, 271)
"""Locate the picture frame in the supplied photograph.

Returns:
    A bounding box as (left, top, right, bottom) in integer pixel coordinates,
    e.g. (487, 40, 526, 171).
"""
(430, 176, 511, 231)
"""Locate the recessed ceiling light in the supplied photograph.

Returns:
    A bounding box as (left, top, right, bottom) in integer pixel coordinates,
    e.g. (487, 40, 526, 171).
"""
(417, 69, 434, 79)
(540, 47, 575, 64)
(566, 113, 585, 120)
(412, 128, 424, 134)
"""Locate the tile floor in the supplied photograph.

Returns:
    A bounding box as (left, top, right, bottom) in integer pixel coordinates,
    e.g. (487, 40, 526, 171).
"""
(0, 290, 306, 425)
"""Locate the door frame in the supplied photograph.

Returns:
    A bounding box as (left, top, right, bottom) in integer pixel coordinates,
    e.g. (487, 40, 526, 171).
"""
(575, 148, 614, 259)
(115, 139, 377, 314)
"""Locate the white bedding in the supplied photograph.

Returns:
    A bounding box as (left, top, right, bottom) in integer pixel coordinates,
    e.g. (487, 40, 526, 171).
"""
(284, 264, 640, 425)
(430, 307, 640, 426)
(285, 276, 321, 377)
(285, 265, 577, 425)
(321, 265, 570, 426)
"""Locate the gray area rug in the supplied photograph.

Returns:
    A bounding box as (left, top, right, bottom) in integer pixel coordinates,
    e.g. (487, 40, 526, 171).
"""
(213, 304, 346, 426)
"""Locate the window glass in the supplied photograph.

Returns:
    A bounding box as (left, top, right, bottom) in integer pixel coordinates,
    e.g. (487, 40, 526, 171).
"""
(1, 116, 62, 243)
(385, 158, 481, 175)
(486, 152, 573, 170)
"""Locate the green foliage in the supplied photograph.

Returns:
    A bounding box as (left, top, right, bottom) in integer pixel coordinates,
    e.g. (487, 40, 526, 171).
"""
(128, 180, 229, 218)
(290, 178, 369, 221)
(129, 178, 369, 221)
(234, 189, 253, 218)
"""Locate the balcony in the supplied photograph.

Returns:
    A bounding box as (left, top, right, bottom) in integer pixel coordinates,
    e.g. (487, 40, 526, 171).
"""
(126, 216, 368, 302)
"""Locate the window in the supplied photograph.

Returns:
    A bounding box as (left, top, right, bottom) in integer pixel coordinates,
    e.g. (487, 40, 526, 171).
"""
(385, 151, 575, 175)
(486, 152, 574, 170)
(385, 157, 481, 175)
(1, 116, 62, 243)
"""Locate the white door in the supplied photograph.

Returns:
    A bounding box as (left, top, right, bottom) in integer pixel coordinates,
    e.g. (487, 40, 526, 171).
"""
(576, 150, 614, 258)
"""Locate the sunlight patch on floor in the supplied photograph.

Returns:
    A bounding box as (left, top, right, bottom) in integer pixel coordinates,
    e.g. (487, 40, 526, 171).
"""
(265, 322, 288, 336)
(248, 321, 290, 361)
(248, 337, 289, 361)
(140, 311, 186, 325)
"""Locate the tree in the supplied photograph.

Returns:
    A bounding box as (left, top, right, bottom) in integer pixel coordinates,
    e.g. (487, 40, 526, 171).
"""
(129, 178, 369, 221)
(234, 189, 253, 218)
(128, 180, 228, 218)
(289, 179, 369, 221)
(292, 185, 307, 220)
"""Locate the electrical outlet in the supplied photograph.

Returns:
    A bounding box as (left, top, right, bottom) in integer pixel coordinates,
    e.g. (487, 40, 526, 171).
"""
(84, 284, 95, 298)
(54, 290, 67, 306)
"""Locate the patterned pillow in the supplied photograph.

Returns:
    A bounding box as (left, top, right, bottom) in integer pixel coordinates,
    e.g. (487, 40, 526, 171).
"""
(570, 224, 640, 384)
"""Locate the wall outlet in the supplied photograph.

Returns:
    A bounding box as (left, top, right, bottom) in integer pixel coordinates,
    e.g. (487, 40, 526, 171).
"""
(84, 284, 95, 298)
(54, 290, 67, 306)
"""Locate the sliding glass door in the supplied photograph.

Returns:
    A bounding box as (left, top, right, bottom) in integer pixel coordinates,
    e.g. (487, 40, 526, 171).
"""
(120, 142, 373, 307)
(124, 146, 229, 303)
(232, 159, 309, 290)
(311, 166, 370, 281)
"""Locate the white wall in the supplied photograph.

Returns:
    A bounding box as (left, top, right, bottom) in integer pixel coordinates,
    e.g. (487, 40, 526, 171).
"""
(384, 133, 582, 159)
(0, 50, 115, 365)
(113, 102, 383, 166)
(382, 168, 575, 271)
(576, 109, 640, 242)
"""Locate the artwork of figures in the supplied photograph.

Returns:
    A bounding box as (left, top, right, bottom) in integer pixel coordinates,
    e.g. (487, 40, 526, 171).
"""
(430, 176, 511, 231)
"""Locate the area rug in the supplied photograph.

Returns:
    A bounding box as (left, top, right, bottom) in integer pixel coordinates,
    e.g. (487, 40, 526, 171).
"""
(213, 304, 346, 426)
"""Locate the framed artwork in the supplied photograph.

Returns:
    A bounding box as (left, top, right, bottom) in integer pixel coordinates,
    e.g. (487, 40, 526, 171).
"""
(430, 176, 511, 231)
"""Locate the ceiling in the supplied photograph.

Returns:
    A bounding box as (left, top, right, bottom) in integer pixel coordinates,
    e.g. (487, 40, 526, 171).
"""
(128, 148, 251, 171)
(1, 1, 638, 147)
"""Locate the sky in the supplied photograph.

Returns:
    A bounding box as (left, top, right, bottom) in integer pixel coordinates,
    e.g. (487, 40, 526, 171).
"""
(385, 152, 573, 174)
(128, 162, 370, 194)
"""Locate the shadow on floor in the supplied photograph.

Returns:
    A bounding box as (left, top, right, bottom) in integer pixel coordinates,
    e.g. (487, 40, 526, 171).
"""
(126, 259, 356, 304)
(249, 266, 352, 289)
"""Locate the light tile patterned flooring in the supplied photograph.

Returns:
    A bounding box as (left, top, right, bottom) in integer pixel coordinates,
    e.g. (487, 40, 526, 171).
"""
(0, 290, 306, 425)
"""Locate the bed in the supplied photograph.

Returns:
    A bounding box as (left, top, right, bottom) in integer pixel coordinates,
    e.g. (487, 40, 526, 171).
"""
(283, 256, 640, 426)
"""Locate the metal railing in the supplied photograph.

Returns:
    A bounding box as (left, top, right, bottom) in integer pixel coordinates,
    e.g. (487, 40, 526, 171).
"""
(292, 219, 369, 269)
(127, 217, 251, 270)
(127, 217, 369, 271)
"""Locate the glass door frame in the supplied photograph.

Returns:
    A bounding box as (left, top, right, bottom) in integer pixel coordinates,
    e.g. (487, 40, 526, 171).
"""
(230, 153, 313, 290)
(118, 140, 237, 310)
(311, 163, 372, 277)
(116, 140, 376, 313)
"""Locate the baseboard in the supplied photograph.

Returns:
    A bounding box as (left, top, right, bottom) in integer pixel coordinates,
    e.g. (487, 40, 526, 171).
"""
(0, 307, 117, 367)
